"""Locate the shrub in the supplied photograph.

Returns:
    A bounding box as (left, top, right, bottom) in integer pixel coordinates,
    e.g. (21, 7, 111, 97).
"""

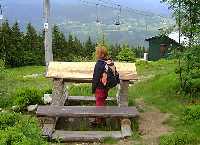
(117, 47, 136, 62)
(0, 112, 48, 145)
(182, 105, 200, 123)
(72, 55, 90, 62)
(176, 45, 200, 98)
(159, 132, 200, 145)
(12, 88, 51, 111)
(0, 59, 6, 79)
(0, 112, 21, 130)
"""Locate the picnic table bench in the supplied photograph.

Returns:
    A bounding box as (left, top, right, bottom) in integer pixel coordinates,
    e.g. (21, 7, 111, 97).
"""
(36, 61, 139, 142)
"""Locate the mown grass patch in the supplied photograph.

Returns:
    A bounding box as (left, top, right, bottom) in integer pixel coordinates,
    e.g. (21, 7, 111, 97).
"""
(136, 59, 177, 76)
(0, 66, 51, 108)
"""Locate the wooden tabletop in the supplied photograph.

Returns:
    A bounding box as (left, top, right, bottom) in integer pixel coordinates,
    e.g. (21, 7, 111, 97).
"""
(46, 61, 138, 81)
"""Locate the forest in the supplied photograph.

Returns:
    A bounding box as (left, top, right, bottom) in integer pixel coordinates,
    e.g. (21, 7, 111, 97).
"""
(0, 21, 145, 68)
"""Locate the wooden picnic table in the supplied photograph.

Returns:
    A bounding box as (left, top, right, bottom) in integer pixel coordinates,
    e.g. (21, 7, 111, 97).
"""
(36, 61, 139, 142)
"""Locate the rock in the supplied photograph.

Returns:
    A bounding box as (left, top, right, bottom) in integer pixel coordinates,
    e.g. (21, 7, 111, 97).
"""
(12, 106, 18, 111)
(27, 104, 38, 112)
(23, 73, 43, 78)
(1, 110, 8, 113)
(43, 94, 52, 104)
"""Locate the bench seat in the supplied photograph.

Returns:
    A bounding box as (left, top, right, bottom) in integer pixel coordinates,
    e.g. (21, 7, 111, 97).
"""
(52, 131, 122, 142)
(36, 106, 139, 118)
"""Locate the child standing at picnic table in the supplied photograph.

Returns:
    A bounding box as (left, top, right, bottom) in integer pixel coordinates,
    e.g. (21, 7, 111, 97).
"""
(91, 46, 108, 126)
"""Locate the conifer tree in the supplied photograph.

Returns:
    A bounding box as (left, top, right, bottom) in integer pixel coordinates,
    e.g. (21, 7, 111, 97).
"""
(8, 21, 23, 67)
(52, 25, 66, 61)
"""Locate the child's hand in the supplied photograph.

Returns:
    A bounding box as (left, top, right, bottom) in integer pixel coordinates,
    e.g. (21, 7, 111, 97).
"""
(101, 72, 107, 86)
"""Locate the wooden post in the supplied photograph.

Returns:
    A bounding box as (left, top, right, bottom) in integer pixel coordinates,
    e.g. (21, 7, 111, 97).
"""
(51, 78, 65, 105)
(44, 0, 53, 66)
(118, 80, 132, 137)
(118, 80, 129, 107)
(40, 78, 66, 138)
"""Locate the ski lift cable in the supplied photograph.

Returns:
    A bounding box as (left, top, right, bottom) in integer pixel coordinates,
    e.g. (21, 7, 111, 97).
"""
(80, 0, 167, 28)
(81, 0, 116, 9)
(81, 0, 166, 18)
(81, 0, 149, 18)
(98, 0, 167, 18)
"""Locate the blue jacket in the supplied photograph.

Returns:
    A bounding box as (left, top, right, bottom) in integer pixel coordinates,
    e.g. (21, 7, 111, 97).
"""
(92, 59, 107, 94)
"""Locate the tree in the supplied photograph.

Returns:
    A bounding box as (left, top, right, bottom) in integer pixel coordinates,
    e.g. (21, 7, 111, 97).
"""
(73, 36, 83, 57)
(23, 23, 42, 65)
(52, 25, 66, 61)
(117, 46, 136, 62)
(109, 43, 122, 60)
(0, 20, 11, 63)
(8, 22, 24, 67)
(162, 0, 200, 97)
(84, 36, 95, 59)
(162, 0, 200, 45)
(175, 45, 200, 97)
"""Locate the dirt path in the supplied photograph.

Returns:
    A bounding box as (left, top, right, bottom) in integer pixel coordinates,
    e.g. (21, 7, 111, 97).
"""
(136, 99, 172, 145)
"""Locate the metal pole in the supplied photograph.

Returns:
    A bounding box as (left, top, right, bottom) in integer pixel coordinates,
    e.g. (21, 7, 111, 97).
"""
(44, 0, 53, 66)
(0, 3, 5, 61)
(178, 0, 181, 45)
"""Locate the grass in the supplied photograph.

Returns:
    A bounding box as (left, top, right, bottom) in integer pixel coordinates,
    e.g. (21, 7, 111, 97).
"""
(1, 59, 200, 144)
(131, 60, 200, 145)
(103, 137, 118, 144)
(0, 66, 51, 108)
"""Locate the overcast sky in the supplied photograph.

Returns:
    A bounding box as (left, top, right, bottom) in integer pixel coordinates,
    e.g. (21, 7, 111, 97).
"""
(69, 0, 169, 13)
(3, 0, 169, 14)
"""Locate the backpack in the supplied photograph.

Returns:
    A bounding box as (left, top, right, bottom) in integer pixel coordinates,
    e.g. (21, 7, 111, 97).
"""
(100, 60, 120, 89)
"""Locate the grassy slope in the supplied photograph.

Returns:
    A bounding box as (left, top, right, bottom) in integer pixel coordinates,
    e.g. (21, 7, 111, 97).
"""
(131, 60, 200, 144)
(130, 59, 183, 114)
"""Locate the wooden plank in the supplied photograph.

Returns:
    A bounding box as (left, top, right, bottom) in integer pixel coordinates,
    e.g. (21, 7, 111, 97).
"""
(46, 62, 137, 81)
(67, 96, 116, 101)
(62, 78, 137, 83)
(36, 106, 139, 118)
(52, 131, 122, 142)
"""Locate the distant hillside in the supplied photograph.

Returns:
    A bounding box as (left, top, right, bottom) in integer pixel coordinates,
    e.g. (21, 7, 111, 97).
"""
(3, 0, 174, 46)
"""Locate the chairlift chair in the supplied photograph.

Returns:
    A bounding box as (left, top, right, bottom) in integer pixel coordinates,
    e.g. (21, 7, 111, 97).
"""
(96, 3, 100, 24)
(0, 4, 3, 20)
(114, 4, 121, 26)
(115, 19, 120, 26)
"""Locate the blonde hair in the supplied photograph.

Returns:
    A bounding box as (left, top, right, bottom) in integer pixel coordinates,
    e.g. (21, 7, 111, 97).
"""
(95, 46, 108, 60)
